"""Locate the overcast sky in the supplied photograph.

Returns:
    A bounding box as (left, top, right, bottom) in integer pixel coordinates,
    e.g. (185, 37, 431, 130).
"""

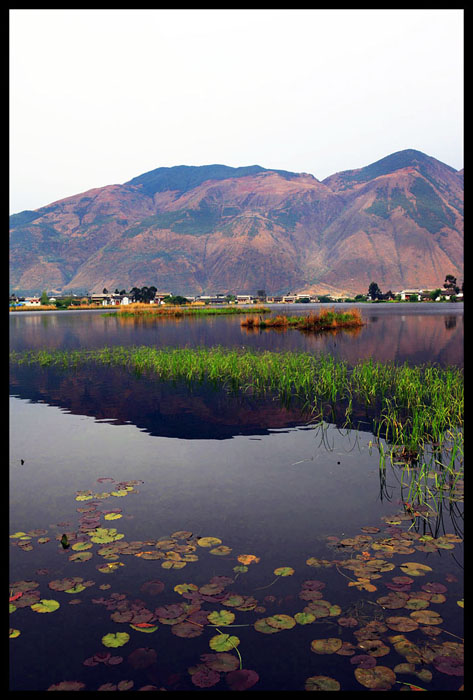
(10, 9, 463, 214)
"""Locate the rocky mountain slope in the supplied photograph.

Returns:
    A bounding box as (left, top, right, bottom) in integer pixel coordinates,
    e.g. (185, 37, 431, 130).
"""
(10, 150, 463, 295)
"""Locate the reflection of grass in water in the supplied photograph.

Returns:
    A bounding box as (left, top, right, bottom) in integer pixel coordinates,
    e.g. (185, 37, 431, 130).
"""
(11, 344, 463, 450)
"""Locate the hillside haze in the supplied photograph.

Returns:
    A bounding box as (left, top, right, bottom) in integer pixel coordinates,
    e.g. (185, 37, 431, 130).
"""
(10, 150, 463, 296)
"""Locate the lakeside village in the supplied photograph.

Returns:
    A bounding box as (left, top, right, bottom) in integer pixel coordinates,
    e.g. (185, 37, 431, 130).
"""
(10, 276, 463, 309)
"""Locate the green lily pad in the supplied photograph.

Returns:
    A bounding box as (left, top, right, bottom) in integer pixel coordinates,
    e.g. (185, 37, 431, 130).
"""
(208, 610, 235, 626)
(197, 536, 222, 548)
(9, 628, 21, 638)
(31, 599, 60, 613)
(273, 567, 294, 577)
(209, 633, 240, 652)
(266, 614, 296, 630)
(64, 583, 86, 594)
(254, 618, 281, 634)
(69, 551, 93, 563)
(102, 632, 130, 648)
(294, 612, 316, 625)
(399, 562, 433, 576)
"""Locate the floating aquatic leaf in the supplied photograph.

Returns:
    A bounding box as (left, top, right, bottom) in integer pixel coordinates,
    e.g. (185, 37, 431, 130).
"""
(357, 639, 390, 657)
(97, 561, 124, 574)
(172, 621, 205, 638)
(209, 545, 232, 556)
(388, 635, 423, 664)
(102, 631, 130, 648)
(201, 652, 239, 672)
(304, 675, 341, 691)
(237, 554, 260, 565)
(47, 681, 86, 691)
(422, 582, 447, 594)
(310, 638, 343, 654)
(273, 567, 294, 577)
(31, 599, 60, 613)
(69, 551, 93, 563)
(254, 618, 281, 634)
(399, 562, 433, 577)
(47, 577, 80, 592)
(410, 610, 443, 625)
(354, 666, 396, 689)
(226, 669, 259, 691)
(89, 527, 124, 544)
(350, 655, 377, 669)
(209, 633, 240, 652)
(294, 612, 316, 625)
(9, 628, 20, 638)
(306, 557, 332, 568)
(64, 583, 86, 594)
(190, 666, 220, 688)
(433, 655, 464, 676)
(221, 594, 245, 608)
(197, 537, 222, 548)
(174, 583, 198, 596)
(129, 624, 159, 634)
(386, 616, 419, 632)
(266, 614, 296, 630)
(376, 591, 409, 609)
(338, 617, 358, 628)
(404, 597, 430, 610)
(171, 530, 193, 540)
(161, 560, 186, 569)
(71, 541, 93, 552)
(104, 513, 122, 520)
(208, 610, 235, 626)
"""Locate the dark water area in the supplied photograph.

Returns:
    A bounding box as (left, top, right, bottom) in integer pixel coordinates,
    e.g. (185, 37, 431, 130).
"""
(9, 305, 464, 691)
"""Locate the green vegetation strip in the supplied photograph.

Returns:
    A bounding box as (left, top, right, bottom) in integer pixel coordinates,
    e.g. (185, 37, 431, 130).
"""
(10, 346, 463, 449)
(103, 305, 271, 318)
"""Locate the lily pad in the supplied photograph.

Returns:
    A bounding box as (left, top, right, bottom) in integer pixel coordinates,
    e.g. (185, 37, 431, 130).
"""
(266, 614, 296, 630)
(354, 666, 396, 689)
(294, 612, 316, 625)
(208, 610, 235, 626)
(209, 633, 240, 652)
(273, 567, 294, 577)
(399, 562, 433, 576)
(410, 610, 443, 625)
(385, 616, 419, 632)
(433, 655, 464, 676)
(304, 675, 341, 691)
(31, 599, 60, 613)
(201, 652, 239, 672)
(172, 621, 205, 638)
(197, 536, 222, 548)
(310, 638, 343, 654)
(191, 666, 221, 688)
(226, 669, 259, 691)
(237, 554, 260, 565)
(102, 632, 130, 648)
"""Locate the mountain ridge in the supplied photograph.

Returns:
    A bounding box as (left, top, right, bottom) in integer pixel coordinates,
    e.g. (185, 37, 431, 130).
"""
(10, 150, 463, 296)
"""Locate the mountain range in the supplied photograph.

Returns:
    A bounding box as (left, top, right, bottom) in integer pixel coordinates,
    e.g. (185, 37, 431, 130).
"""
(9, 149, 463, 296)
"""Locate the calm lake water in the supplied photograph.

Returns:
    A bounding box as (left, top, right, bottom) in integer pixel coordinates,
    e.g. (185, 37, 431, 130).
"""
(9, 304, 464, 692)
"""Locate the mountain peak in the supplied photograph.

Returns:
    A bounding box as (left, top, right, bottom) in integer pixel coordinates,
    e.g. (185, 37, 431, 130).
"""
(322, 149, 458, 189)
(125, 163, 302, 198)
